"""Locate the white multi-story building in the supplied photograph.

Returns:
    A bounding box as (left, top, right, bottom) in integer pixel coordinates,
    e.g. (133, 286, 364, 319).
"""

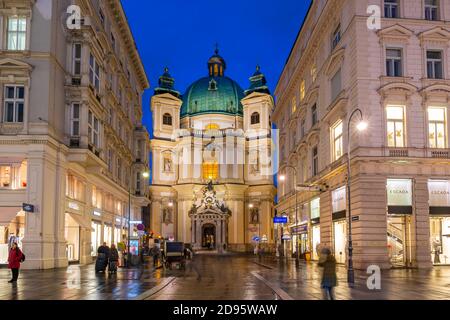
(0, 0, 150, 269)
(275, 0, 450, 269)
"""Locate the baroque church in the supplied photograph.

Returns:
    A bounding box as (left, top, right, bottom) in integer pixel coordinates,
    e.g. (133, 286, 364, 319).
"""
(149, 49, 276, 252)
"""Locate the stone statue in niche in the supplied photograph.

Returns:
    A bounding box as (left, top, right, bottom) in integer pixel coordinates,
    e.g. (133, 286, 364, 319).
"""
(164, 157, 172, 172)
(162, 207, 173, 224)
(249, 150, 260, 174)
(250, 207, 259, 224)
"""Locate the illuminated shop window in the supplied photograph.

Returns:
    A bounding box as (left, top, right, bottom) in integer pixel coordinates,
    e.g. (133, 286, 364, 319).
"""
(386, 106, 405, 147)
(428, 107, 446, 149)
(0, 161, 27, 189)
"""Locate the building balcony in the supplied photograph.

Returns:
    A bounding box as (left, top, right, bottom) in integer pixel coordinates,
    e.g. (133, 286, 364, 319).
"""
(67, 148, 107, 174)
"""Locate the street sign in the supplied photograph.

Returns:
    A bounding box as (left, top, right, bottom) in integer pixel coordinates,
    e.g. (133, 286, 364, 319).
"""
(352, 216, 360, 222)
(22, 203, 34, 213)
(137, 224, 145, 231)
(273, 217, 288, 224)
(137, 230, 145, 237)
(252, 236, 260, 242)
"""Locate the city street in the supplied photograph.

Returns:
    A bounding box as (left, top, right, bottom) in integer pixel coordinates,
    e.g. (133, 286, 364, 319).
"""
(1, 253, 450, 300)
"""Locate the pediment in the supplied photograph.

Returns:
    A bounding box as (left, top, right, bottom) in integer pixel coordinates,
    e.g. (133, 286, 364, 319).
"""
(378, 82, 418, 97)
(151, 92, 182, 105)
(377, 24, 413, 40)
(0, 58, 33, 70)
(304, 86, 319, 105)
(420, 84, 450, 101)
(419, 27, 450, 42)
(325, 48, 345, 76)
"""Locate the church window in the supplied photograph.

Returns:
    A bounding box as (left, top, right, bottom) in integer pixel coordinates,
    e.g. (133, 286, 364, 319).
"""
(163, 113, 172, 126)
(251, 112, 260, 125)
(206, 123, 220, 130)
(209, 79, 217, 91)
(203, 162, 219, 181)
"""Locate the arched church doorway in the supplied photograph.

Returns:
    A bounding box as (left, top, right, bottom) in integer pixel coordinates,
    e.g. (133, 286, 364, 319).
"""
(202, 224, 216, 249)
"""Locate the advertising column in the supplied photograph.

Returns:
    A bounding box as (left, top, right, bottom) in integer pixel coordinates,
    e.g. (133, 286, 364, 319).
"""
(428, 180, 450, 265)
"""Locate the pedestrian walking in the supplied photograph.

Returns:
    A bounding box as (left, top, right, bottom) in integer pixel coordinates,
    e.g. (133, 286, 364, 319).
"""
(8, 242, 24, 283)
(318, 247, 337, 300)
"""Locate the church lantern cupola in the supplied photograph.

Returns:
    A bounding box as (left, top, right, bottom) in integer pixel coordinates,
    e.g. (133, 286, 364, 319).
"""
(245, 65, 270, 96)
(208, 46, 226, 77)
(154, 67, 181, 98)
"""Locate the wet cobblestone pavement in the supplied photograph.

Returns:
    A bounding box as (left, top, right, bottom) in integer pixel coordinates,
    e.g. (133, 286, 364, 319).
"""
(1, 254, 450, 300)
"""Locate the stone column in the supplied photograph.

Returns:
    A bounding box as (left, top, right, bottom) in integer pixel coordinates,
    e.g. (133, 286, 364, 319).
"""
(411, 177, 432, 269)
(22, 145, 67, 270)
(320, 190, 332, 250)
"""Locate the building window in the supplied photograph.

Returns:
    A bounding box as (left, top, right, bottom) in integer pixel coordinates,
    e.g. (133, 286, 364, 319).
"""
(251, 112, 260, 125)
(107, 149, 113, 173)
(427, 51, 443, 79)
(384, 0, 399, 18)
(311, 63, 317, 83)
(117, 158, 122, 182)
(89, 54, 100, 92)
(300, 118, 306, 139)
(72, 43, 82, 76)
(88, 111, 100, 148)
(300, 80, 306, 101)
(3, 85, 24, 123)
(331, 24, 341, 51)
(312, 104, 318, 126)
(136, 172, 141, 193)
(428, 107, 446, 148)
(386, 106, 405, 147)
(386, 49, 403, 77)
(70, 103, 80, 137)
(111, 33, 116, 51)
(99, 8, 105, 27)
(0, 162, 27, 189)
(425, 0, 439, 21)
(331, 120, 344, 161)
(291, 96, 297, 114)
(7, 16, 26, 51)
(163, 113, 173, 126)
(312, 146, 319, 176)
(331, 68, 342, 102)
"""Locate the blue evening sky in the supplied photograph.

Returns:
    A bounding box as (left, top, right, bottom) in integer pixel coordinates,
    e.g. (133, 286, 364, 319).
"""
(121, 0, 312, 134)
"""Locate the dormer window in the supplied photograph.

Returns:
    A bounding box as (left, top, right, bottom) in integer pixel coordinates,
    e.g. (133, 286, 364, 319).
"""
(209, 79, 217, 91)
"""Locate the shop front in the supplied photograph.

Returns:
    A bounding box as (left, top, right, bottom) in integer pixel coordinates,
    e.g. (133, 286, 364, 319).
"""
(310, 197, 320, 260)
(65, 201, 90, 264)
(0, 208, 25, 265)
(332, 187, 347, 264)
(386, 179, 413, 268)
(429, 180, 450, 266)
(91, 220, 102, 257)
(291, 224, 309, 259)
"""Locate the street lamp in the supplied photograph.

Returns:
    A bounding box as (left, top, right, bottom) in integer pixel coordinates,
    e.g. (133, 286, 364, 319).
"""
(279, 165, 299, 263)
(346, 108, 367, 285)
(127, 168, 150, 268)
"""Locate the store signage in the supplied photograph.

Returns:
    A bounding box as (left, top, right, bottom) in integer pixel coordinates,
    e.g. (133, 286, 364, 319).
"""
(22, 203, 34, 213)
(387, 179, 412, 206)
(130, 220, 142, 224)
(352, 216, 360, 222)
(292, 225, 308, 234)
(274, 217, 288, 224)
(429, 180, 450, 207)
(68, 202, 80, 211)
(332, 187, 346, 213)
(93, 210, 102, 217)
(261, 235, 268, 242)
(252, 236, 260, 242)
(282, 234, 291, 241)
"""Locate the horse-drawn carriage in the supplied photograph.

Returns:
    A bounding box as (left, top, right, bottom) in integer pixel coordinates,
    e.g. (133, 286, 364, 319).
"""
(162, 241, 186, 270)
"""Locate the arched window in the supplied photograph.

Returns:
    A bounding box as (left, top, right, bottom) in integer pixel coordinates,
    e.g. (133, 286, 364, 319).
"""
(251, 112, 260, 125)
(163, 113, 172, 126)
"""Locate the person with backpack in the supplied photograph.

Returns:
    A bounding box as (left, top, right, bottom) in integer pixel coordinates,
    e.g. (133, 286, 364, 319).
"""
(8, 242, 24, 283)
(318, 247, 338, 300)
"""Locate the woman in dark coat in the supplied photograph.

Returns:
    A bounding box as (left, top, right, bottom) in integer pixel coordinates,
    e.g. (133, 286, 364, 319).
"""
(318, 248, 337, 300)
(8, 242, 23, 283)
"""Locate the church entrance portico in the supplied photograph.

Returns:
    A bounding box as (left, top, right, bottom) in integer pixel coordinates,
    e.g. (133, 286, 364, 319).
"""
(189, 182, 231, 253)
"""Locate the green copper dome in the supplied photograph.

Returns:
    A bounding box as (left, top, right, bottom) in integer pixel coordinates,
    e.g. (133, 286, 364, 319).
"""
(181, 76, 244, 118)
(180, 49, 244, 118)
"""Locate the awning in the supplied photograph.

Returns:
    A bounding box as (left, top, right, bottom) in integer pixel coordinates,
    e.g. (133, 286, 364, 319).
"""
(66, 212, 91, 230)
(0, 207, 21, 226)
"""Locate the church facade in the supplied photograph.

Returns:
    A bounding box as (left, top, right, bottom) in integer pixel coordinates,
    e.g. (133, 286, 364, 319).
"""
(149, 50, 277, 252)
